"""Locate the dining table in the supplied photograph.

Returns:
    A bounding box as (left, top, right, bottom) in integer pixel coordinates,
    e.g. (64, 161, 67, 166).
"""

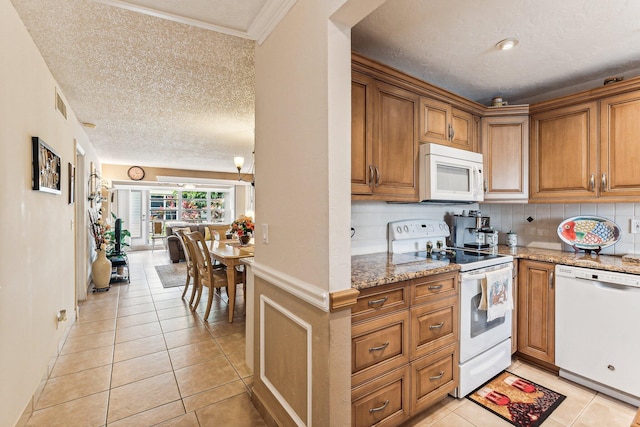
(208, 239, 255, 322)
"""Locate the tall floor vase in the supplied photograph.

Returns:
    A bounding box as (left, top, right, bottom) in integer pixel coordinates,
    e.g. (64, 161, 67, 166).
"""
(92, 250, 112, 291)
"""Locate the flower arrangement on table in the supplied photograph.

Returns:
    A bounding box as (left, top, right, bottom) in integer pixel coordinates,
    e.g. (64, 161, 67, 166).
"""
(89, 209, 110, 251)
(230, 215, 255, 238)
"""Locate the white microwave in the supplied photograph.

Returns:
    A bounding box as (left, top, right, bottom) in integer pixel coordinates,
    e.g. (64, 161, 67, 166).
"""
(419, 143, 484, 203)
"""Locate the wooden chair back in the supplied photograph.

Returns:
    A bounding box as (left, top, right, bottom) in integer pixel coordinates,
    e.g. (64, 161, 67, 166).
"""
(152, 221, 164, 236)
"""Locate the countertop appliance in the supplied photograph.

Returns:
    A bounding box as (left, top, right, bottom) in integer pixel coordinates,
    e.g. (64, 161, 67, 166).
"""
(556, 265, 640, 406)
(388, 219, 514, 397)
(448, 211, 495, 250)
(419, 143, 484, 203)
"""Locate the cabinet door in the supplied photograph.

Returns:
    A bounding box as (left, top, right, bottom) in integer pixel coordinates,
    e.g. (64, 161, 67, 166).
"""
(451, 107, 475, 151)
(530, 102, 598, 201)
(351, 71, 375, 195)
(419, 97, 450, 144)
(600, 91, 640, 198)
(517, 260, 555, 365)
(374, 81, 419, 200)
(482, 116, 529, 200)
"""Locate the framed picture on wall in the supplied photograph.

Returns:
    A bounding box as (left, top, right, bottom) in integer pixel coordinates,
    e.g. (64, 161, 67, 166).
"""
(68, 163, 75, 204)
(31, 136, 61, 194)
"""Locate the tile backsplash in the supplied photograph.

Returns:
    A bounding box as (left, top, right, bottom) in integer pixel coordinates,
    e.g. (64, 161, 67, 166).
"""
(351, 201, 640, 256)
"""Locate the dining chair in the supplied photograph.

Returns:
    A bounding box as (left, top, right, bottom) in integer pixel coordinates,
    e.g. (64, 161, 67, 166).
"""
(150, 220, 165, 252)
(184, 231, 240, 321)
(174, 230, 198, 307)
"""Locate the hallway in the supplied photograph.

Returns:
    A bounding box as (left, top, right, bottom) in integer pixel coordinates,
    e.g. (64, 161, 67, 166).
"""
(24, 250, 266, 426)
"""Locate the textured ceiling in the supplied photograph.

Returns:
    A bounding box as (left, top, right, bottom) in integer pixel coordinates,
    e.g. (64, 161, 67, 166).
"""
(353, 0, 640, 106)
(11, 0, 640, 174)
(12, 0, 258, 173)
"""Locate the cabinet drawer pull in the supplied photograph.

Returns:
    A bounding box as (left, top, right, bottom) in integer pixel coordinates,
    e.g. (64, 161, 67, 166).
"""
(369, 399, 390, 413)
(428, 284, 443, 290)
(429, 322, 445, 329)
(368, 342, 389, 352)
(429, 371, 445, 381)
(367, 296, 388, 307)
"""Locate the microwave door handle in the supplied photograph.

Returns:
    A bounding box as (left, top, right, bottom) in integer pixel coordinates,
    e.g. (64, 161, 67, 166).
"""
(472, 167, 479, 197)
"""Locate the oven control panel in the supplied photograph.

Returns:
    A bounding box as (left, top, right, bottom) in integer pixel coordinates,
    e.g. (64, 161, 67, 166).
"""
(388, 220, 450, 253)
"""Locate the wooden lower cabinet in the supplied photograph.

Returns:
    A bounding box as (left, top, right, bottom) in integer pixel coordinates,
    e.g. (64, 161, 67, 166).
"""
(352, 366, 411, 427)
(517, 260, 556, 369)
(352, 273, 459, 426)
(410, 344, 458, 414)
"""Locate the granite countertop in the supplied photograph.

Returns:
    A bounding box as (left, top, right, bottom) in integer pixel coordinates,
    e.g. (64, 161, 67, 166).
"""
(351, 252, 460, 290)
(494, 245, 640, 275)
(352, 246, 640, 290)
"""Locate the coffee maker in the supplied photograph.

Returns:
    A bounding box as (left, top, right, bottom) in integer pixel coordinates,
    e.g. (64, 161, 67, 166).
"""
(448, 210, 494, 249)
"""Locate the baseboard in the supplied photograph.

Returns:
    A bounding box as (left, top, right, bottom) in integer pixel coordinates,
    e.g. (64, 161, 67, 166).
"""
(252, 386, 282, 427)
(16, 310, 77, 426)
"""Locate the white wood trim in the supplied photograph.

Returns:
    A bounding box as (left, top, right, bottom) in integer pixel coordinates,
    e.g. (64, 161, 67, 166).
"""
(260, 295, 312, 427)
(251, 261, 329, 311)
(93, 0, 298, 44)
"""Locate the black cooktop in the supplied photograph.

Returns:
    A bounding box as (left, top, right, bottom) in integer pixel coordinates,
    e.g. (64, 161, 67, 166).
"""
(392, 248, 500, 265)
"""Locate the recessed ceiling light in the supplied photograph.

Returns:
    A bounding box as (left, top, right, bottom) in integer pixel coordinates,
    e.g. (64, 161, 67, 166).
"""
(81, 122, 96, 129)
(496, 38, 519, 51)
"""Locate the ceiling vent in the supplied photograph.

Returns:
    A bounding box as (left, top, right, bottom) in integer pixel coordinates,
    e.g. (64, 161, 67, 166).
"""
(55, 88, 67, 119)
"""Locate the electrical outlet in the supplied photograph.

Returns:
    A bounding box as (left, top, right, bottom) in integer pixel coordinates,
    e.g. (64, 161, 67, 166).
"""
(631, 219, 640, 234)
(262, 224, 269, 244)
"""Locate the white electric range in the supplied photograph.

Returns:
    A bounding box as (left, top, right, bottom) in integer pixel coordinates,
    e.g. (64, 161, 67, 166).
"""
(388, 219, 514, 397)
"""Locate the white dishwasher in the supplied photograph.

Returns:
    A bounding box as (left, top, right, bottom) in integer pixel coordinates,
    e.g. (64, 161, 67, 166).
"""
(555, 265, 640, 406)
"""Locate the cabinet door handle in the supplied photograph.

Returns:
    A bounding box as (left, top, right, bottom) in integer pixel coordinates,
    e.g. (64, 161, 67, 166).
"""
(375, 166, 381, 187)
(602, 173, 607, 192)
(369, 399, 389, 413)
(484, 178, 488, 193)
(590, 174, 595, 191)
(429, 371, 445, 380)
(367, 296, 388, 307)
(448, 123, 455, 140)
(368, 342, 389, 352)
(429, 322, 445, 329)
(428, 284, 443, 290)
(368, 165, 374, 187)
(549, 271, 554, 289)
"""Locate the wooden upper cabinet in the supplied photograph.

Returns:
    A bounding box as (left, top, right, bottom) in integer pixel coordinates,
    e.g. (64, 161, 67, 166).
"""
(419, 97, 449, 144)
(419, 97, 475, 151)
(600, 91, 640, 198)
(351, 71, 375, 195)
(374, 82, 420, 199)
(529, 102, 598, 201)
(482, 114, 529, 200)
(351, 69, 419, 201)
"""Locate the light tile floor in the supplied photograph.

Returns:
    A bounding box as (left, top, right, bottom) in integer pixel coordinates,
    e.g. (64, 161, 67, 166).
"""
(24, 250, 638, 426)
(25, 250, 266, 427)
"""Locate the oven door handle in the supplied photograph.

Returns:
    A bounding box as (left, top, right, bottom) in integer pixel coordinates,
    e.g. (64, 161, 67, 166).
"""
(459, 264, 512, 280)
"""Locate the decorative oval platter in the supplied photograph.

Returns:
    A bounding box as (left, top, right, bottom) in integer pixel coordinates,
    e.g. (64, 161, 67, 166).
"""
(557, 216, 621, 250)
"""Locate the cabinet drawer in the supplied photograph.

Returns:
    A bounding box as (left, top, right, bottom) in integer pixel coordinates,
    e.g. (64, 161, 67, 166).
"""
(410, 296, 458, 360)
(410, 344, 458, 415)
(412, 272, 457, 305)
(352, 366, 410, 427)
(352, 282, 409, 324)
(352, 310, 410, 387)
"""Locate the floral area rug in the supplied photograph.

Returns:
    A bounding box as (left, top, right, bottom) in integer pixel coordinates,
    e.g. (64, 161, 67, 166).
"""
(467, 371, 565, 427)
(155, 263, 187, 288)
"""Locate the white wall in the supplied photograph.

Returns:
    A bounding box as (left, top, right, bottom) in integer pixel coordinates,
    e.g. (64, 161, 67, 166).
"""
(0, 2, 100, 425)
